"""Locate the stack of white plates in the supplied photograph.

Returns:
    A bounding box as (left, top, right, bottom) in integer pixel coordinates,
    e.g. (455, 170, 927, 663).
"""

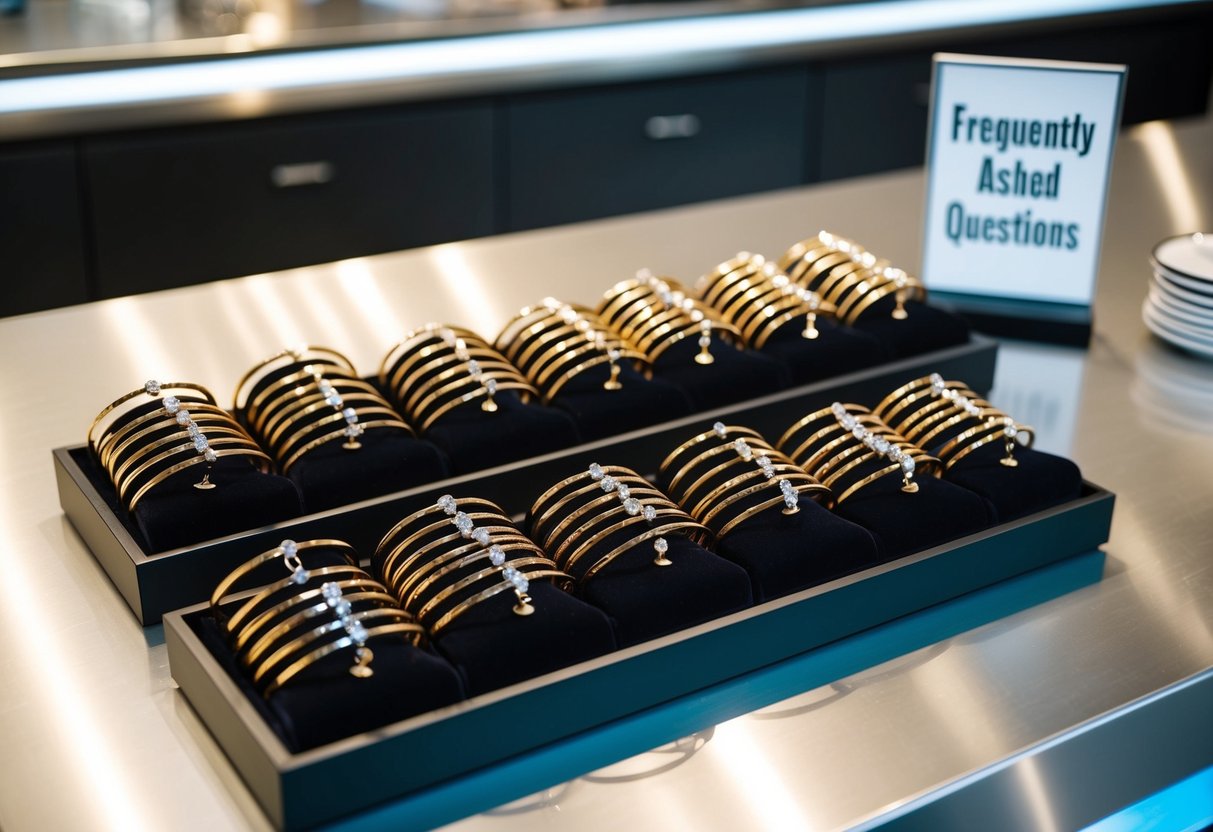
(1144, 232, 1213, 360)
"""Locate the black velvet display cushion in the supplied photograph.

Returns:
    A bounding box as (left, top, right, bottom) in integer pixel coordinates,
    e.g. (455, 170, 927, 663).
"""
(289, 429, 450, 513)
(423, 392, 581, 474)
(713, 496, 882, 603)
(652, 339, 789, 411)
(577, 535, 753, 647)
(433, 581, 617, 697)
(832, 473, 995, 561)
(66, 448, 303, 554)
(851, 299, 971, 358)
(759, 319, 890, 385)
(946, 442, 1084, 523)
(551, 363, 694, 441)
(193, 612, 466, 753)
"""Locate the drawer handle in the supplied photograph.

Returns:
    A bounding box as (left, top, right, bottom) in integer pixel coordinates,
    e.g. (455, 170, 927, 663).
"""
(644, 114, 701, 141)
(270, 161, 335, 188)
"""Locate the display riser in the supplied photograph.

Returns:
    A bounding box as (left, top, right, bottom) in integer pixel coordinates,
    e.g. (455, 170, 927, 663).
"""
(165, 480, 1114, 830)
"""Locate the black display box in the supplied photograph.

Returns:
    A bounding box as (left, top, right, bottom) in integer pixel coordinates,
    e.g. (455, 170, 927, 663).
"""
(164, 480, 1114, 831)
(55, 335, 999, 625)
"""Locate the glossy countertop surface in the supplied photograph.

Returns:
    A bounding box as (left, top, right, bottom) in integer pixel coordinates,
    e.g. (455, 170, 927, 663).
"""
(0, 110, 1211, 830)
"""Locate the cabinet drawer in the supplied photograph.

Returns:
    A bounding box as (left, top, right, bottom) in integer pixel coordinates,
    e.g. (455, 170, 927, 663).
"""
(0, 141, 89, 316)
(86, 104, 494, 298)
(506, 68, 809, 231)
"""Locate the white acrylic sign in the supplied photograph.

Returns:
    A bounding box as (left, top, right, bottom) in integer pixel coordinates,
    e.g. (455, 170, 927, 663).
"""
(922, 54, 1126, 307)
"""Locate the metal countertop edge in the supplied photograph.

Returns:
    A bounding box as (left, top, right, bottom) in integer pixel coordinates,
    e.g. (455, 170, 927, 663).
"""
(850, 666, 1213, 831)
(0, 0, 1207, 141)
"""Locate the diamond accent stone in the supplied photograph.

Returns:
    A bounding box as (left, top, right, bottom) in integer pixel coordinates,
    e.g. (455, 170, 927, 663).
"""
(321, 582, 342, 602)
(325, 392, 343, 407)
(617, 483, 630, 500)
(779, 479, 798, 510)
(485, 378, 498, 395)
(588, 463, 604, 481)
(342, 407, 358, 423)
(176, 410, 192, 426)
(713, 421, 727, 438)
(643, 505, 657, 522)
(472, 527, 492, 546)
(489, 544, 505, 566)
(467, 359, 482, 378)
(187, 423, 201, 438)
(203, 449, 218, 463)
(502, 566, 518, 583)
(600, 476, 618, 493)
(290, 566, 309, 585)
(334, 600, 352, 617)
(901, 457, 916, 474)
(193, 435, 209, 452)
(512, 574, 529, 592)
(437, 494, 457, 515)
(732, 438, 753, 461)
(623, 498, 641, 515)
(653, 537, 669, 554)
(453, 511, 474, 536)
(163, 396, 180, 415)
(346, 620, 368, 645)
(144, 380, 161, 395)
(608, 348, 622, 362)
(281, 539, 298, 557)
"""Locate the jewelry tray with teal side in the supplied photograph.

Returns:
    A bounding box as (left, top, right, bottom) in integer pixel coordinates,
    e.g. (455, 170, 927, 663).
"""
(164, 477, 1115, 831)
(54, 334, 999, 625)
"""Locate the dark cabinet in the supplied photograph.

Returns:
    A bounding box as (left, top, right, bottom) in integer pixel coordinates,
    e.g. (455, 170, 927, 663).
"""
(0, 141, 89, 316)
(818, 15, 1213, 182)
(85, 103, 495, 298)
(506, 67, 811, 231)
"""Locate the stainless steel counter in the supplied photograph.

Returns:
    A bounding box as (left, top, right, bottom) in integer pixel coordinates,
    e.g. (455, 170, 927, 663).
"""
(0, 109, 1211, 830)
(0, 0, 1205, 140)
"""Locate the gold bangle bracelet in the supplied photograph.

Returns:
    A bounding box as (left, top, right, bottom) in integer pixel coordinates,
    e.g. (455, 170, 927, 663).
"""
(115, 435, 266, 503)
(384, 517, 515, 591)
(232, 578, 390, 656)
(393, 530, 532, 604)
(375, 498, 506, 569)
(261, 394, 393, 452)
(241, 588, 399, 667)
(233, 347, 355, 410)
(413, 378, 536, 432)
(554, 502, 684, 571)
(542, 487, 672, 557)
(531, 470, 655, 542)
(402, 540, 545, 611)
(253, 607, 420, 687)
(102, 411, 244, 476)
(426, 568, 569, 636)
(277, 416, 412, 473)
(659, 423, 768, 479)
(577, 519, 709, 584)
(241, 360, 353, 423)
(415, 556, 552, 623)
(262, 620, 425, 697)
(96, 399, 228, 465)
(711, 478, 829, 538)
(89, 381, 217, 451)
(256, 381, 386, 440)
(212, 538, 359, 613)
(125, 447, 274, 511)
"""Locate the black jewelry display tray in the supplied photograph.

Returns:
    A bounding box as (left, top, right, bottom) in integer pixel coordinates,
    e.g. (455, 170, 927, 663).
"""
(55, 335, 997, 625)
(164, 479, 1115, 831)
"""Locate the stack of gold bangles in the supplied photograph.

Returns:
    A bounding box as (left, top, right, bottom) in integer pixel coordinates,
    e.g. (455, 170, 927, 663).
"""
(211, 538, 423, 697)
(597, 271, 742, 367)
(778, 402, 940, 503)
(375, 496, 571, 635)
(778, 231, 927, 325)
(874, 373, 1034, 470)
(233, 346, 413, 473)
(696, 252, 834, 348)
(529, 463, 711, 582)
(88, 379, 271, 511)
(378, 324, 538, 431)
(494, 298, 648, 401)
(660, 422, 829, 537)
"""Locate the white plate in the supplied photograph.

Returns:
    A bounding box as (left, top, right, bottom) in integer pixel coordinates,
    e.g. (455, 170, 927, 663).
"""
(1153, 270, 1213, 310)
(1143, 298, 1213, 360)
(1151, 232, 1213, 282)
(1150, 285, 1213, 328)
(1153, 262, 1213, 296)
(1146, 295, 1213, 344)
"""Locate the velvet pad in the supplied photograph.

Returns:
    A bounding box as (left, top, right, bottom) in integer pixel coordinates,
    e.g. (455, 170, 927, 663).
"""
(946, 443, 1084, 523)
(851, 300, 970, 358)
(832, 473, 995, 561)
(433, 581, 617, 697)
(66, 448, 303, 554)
(759, 318, 891, 385)
(652, 339, 789, 411)
(551, 363, 694, 441)
(194, 612, 465, 753)
(575, 535, 753, 647)
(423, 391, 581, 474)
(713, 496, 882, 603)
(289, 429, 449, 513)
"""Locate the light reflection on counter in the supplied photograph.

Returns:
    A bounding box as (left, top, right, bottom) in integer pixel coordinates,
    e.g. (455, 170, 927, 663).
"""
(335, 258, 407, 349)
(1134, 121, 1204, 233)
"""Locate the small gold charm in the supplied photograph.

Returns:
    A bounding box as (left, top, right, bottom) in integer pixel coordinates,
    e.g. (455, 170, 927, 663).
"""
(349, 646, 375, 679)
(901, 478, 919, 493)
(802, 310, 820, 339)
(194, 472, 215, 491)
(512, 590, 535, 617)
(603, 360, 623, 391)
(652, 537, 673, 567)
